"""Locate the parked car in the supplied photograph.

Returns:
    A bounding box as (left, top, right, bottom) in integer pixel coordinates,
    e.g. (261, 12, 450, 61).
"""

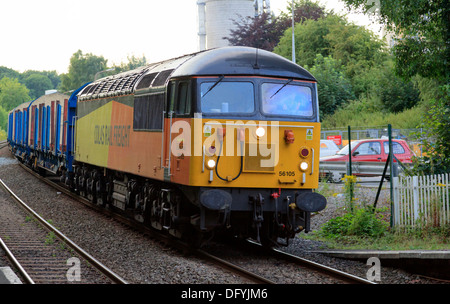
(320, 140, 340, 158)
(321, 139, 414, 163)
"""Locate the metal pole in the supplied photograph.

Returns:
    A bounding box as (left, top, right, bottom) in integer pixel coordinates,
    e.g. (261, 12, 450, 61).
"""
(292, 0, 296, 63)
(348, 125, 354, 211)
(94, 68, 114, 81)
(348, 125, 352, 176)
(388, 124, 394, 227)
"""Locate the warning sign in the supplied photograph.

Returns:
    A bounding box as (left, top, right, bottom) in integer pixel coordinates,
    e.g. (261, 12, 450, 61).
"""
(327, 135, 342, 145)
(203, 125, 211, 137)
(306, 129, 313, 140)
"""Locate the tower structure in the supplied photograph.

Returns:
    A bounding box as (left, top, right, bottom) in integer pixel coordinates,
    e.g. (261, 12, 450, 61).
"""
(197, 0, 271, 51)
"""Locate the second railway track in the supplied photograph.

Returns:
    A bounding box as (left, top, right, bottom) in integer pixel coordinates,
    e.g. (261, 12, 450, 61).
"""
(0, 178, 127, 284)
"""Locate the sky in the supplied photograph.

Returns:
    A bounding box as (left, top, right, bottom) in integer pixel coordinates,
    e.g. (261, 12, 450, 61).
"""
(0, 0, 382, 74)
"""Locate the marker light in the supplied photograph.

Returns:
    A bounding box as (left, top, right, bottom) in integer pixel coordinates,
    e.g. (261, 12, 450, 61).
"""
(300, 147, 310, 158)
(300, 162, 309, 171)
(206, 159, 216, 169)
(256, 127, 265, 137)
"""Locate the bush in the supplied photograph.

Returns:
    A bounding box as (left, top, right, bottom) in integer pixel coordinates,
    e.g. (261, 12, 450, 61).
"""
(348, 207, 388, 237)
(319, 206, 388, 239)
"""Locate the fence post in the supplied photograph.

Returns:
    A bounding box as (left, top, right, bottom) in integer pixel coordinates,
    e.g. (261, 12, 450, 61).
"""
(413, 175, 419, 226)
(392, 176, 399, 226)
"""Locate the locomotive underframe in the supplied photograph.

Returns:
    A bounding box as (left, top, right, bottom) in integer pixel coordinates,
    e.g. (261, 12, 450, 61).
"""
(64, 161, 325, 247)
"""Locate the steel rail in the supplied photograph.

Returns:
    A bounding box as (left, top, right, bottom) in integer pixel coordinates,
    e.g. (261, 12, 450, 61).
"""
(0, 178, 128, 284)
(0, 237, 35, 284)
(244, 239, 376, 284)
(17, 164, 271, 285)
(196, 249, 276, 284)
(271, 248, 376, 284)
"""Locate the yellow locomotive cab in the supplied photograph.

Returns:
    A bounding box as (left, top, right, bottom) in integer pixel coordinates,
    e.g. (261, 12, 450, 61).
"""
(188, 118, 321, 190)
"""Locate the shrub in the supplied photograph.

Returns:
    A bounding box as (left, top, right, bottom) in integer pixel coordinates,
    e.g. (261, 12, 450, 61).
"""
(319, 206, 388, 239)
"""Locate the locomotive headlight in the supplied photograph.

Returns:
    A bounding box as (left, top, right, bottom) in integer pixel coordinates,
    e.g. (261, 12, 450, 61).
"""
(299, 162, 309, 171)
(206, 159, 216, 170)
(255, 127, 265, 137)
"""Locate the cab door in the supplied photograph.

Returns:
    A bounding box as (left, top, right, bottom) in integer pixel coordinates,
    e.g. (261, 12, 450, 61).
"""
(164, 80, 192, 183)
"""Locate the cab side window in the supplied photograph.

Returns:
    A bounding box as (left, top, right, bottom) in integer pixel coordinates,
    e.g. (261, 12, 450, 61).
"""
(169, 80, 191, 116)
(176, 82, 191, 115)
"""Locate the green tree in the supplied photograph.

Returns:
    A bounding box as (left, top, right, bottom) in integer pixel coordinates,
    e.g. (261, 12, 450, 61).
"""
(355, 59, 420, 113)
(274, 14, 385, 77)
(412, 85, 450, 174)
(308, 54, 355, 117)
(340, 0, 449, 81)
(0, 66, 20, 80)
(113, 55, 148, 73)
(224, 0, 326, 51)
(60, 50, 108, 92)
(20, 70, 61, 91)
(341, 0, 449, 174)
(0, 105, 7, 130)
(0, 77, 31, 111)
(22, 73, 53, 99)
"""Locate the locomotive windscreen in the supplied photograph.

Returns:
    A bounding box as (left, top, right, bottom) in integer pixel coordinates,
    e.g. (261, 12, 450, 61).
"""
(200, 81, 255, 114)
(261, 82, 314, 117)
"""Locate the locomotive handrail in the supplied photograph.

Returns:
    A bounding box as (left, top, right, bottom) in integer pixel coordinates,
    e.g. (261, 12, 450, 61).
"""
(161, 110, 165, 169)
(72, 115, 77, 156)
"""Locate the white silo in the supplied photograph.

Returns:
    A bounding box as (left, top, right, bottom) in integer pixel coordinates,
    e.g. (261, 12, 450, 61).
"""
(198, 0, 270, 51)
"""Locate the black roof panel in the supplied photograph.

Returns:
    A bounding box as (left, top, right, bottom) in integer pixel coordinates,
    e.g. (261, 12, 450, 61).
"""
(78, 47, 316, 101)
(172, 46, 316, 81)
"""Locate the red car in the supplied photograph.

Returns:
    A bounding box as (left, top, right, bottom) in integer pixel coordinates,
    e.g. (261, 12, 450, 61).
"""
(321, 139, 414, 164)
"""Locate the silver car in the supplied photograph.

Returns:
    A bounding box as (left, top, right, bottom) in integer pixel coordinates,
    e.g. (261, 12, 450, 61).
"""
(320, 140, 340, 158)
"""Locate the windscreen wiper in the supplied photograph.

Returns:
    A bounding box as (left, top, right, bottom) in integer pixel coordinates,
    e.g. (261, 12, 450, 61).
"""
(270, 78, 293, 99)
(201, 75, 225, 98)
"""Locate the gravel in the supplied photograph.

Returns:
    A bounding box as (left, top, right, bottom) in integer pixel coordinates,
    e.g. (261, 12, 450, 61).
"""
(0, 148, 247, 284)
(0, 147, 446, 285)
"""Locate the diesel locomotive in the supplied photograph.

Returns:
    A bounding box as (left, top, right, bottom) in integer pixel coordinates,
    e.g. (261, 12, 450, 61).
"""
(8, 46, 326, 246)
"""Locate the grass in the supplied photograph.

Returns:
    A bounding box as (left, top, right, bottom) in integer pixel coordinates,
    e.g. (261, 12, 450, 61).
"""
(301, 228, 449, 251)
(321, 98, 425, 130)
(308, 180, 450, 251)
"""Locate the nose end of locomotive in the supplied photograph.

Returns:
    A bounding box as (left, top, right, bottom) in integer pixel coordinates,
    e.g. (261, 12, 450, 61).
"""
(295, 192, 327, 212)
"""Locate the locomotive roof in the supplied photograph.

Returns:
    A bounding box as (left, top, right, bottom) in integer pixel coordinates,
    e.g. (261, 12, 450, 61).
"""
(77, 47, 315, 101)
(171, 46, 316, 81)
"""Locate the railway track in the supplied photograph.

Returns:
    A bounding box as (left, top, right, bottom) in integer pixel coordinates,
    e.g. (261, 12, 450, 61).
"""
(0, 178, 128, 284)
(270, 245, 376, 284)
(201, 238, 377, 285)
(16, 161, 375, 285)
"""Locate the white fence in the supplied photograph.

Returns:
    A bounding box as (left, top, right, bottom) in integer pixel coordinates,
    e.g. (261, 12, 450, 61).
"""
(393, 173, 450, 228)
